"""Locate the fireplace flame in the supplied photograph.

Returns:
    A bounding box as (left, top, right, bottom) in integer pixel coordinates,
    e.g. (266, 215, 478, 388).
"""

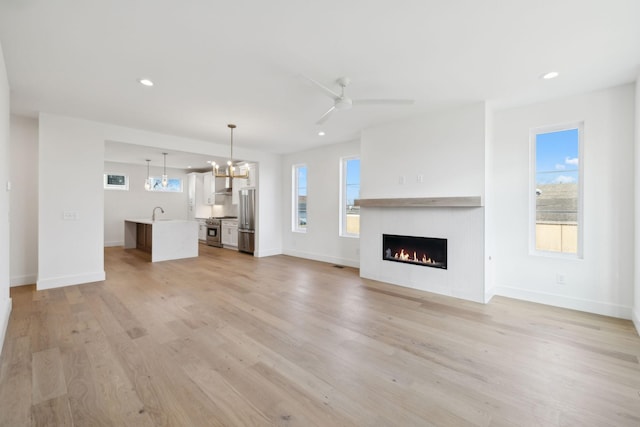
(390, 248, 435, 265)
(383, 234, 447, 270)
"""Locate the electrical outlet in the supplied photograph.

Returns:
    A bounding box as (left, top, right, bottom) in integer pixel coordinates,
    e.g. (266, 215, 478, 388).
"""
(399, 175, 406, 185)
(417, 174, 424, 183)
(556, 273, 566, 284)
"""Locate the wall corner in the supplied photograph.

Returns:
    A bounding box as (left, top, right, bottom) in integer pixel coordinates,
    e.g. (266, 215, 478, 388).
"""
(0, 297, 12, 356)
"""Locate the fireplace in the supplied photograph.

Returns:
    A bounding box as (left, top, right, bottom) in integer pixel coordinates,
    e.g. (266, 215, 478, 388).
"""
(382, 234, 447, 269)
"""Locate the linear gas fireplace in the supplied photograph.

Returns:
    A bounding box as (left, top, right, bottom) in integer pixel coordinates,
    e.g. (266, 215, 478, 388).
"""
(382, 234, 447, 269)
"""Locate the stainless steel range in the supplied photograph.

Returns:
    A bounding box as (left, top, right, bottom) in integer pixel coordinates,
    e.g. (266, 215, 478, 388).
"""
(205, 216, 237, 247)
(205, 218, 221, 247)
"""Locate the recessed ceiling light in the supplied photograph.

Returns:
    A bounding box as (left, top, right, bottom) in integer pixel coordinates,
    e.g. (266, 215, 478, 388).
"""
(541, 71, 559, 80)
(318, 131, 325, 136)
(187, 166, 192, 169)
(138, 78, 154, 87)
(206, 160, 212, 164)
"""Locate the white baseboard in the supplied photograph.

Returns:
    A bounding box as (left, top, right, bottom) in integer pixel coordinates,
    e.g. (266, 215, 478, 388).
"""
(484, 287, 496, 304)
(37, 271, 106, 290)
(104, 241, 123, 247)
(494, 286, 632, 319)
(0, 297, 12, 357)
(10, 274, 37, 287)
(282, 249, 360, 268)
(633, 308, 640, 337)
(254, 248, 282, 258)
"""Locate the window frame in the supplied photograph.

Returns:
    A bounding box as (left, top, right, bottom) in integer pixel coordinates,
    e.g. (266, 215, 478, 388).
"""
(529, 121, 584, 259)
(340, 156, 360, 238)
(292, 163, 307, 233)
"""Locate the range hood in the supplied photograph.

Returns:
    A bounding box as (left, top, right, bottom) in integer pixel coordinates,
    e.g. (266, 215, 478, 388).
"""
(214, 176, 233, 195)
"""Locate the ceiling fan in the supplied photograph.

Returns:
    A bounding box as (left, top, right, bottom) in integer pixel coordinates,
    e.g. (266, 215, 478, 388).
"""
(305, 76, 415, 124)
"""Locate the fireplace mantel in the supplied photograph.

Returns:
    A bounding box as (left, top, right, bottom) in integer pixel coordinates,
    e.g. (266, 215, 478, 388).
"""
(355, 196, 482, 208)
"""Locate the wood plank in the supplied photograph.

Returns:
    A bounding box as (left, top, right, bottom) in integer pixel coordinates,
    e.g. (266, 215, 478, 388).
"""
(61, 345, 113, 427)
(105, 331, 193, 427)
(32, 347, 67, 405)
(0, 336, 32, 426)
(31, 395, 73, 427)
(82, 332, 155, 427)
(355, 196, 482, 207)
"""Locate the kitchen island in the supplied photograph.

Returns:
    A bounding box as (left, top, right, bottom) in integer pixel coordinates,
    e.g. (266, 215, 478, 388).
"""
(124, 219, 199, 262)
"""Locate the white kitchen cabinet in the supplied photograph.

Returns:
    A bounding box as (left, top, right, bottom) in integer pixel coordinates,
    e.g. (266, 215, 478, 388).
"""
(221, 219, 238, 248)
(188, 173, 212, 217)
(231, 163, 256, 205)
(187, 173, 196, 217)
(197, 219, 207, 242)
(232, 177, 246, 205)
(203, 173, 215, 205)
(246, 163, 257, 188)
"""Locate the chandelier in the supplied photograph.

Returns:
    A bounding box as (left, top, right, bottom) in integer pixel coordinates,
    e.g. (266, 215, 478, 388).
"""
(212, 124, 249, 179)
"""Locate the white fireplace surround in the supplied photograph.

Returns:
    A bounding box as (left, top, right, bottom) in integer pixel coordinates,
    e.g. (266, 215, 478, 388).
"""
(358, 198, 485, 303)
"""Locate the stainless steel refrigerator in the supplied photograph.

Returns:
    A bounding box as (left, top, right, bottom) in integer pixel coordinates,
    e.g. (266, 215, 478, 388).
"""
(238, 187, 256, 254)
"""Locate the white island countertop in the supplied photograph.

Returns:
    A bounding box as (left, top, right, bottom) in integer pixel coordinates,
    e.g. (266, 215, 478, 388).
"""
(124, 219, 199, 262)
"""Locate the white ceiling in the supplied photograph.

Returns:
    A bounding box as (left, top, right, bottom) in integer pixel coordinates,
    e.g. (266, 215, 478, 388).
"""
(1, 0, 639, 158)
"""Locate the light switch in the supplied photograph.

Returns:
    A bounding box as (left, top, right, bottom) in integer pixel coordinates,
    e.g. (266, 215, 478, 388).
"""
(63, 211, 79, 220)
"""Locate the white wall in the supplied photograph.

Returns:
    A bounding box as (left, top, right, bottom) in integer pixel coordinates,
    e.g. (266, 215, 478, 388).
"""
(484, 105, 496, 302)
(38, 114, 282, 290)
(634, 76, 640, 334)
(281, 139, 360, 267)
(38, 114, 107, 289)
(360, 103, 486, 199)
(0, 42, 12, 354)
(359, 103, 487, 302)
(9, 115, 38, 286)
(104, 161, 189, 246)
(492, 84, 635, 319)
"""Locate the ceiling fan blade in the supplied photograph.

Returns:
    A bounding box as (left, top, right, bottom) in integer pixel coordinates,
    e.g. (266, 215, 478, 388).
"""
(302, 75, 341, 100)
(316, 106, 336, 125)
(352, 99, 415, 106)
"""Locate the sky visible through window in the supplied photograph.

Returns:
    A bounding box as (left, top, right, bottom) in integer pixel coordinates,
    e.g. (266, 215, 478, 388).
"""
(345, 158, 360, 205)
(297, 167, 307, 196)
(536, 128, 579, 185)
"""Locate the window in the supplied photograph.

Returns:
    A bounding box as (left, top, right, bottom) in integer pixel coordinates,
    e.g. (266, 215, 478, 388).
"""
(292, 164, 307, 232)
(341, 157, 360, 237)
(146, 177, 183, 192)
(531, 123, 583, 257)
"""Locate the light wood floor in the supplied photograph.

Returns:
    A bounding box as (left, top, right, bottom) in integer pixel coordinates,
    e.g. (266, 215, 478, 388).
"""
(1, 246, 640, 426)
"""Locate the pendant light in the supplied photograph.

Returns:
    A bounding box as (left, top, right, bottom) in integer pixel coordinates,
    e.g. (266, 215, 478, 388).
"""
(161, 152, 168, 187)
(212, 124, 249, 179)
(144, 159, 152, 190)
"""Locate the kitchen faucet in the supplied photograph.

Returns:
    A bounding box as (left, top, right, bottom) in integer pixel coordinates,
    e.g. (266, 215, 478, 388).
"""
(152, 206, 164, 221)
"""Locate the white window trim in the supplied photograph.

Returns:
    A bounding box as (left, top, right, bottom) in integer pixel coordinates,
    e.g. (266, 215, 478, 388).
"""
(292, 163, 307, 233)
(340, 156, 360, 238)
(529, 121, 584, 259)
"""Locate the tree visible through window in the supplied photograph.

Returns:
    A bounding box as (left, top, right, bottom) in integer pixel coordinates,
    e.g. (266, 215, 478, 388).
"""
(341, 157, 360, 236)
(293, 164, 307, 232)
(533, 125, 582, 255)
